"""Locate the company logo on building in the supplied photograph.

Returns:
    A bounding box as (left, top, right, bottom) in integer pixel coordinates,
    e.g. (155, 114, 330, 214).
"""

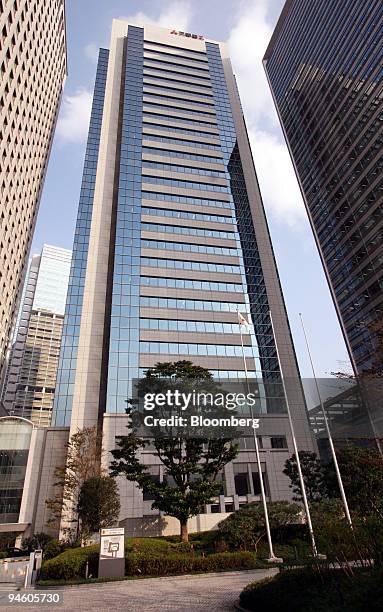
(170, 30, 204, 40)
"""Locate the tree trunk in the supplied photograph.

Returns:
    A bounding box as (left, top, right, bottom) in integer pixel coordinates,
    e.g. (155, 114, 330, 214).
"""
(180, 520, 189, 543)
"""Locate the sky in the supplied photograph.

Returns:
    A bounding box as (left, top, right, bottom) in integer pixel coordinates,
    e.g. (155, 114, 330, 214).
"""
(31, 0, 352, 378)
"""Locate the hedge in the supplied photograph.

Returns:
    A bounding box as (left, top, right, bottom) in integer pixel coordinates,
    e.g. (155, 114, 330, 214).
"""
(40, 545, 99, 581)
(239, 568, 383, 612)
(126, 538, 172, 555)
(125, 551, 258, 577)
(40, 544, 259, 581)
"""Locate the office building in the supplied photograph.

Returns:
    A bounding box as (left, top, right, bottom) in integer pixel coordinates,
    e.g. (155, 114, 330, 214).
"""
(307, 377, 383, 460)
(49, 21, 315, 535)
(2, 245, 71, 427)
(0, 414, 68, 531)
(263, 0, 383, 374)
(3, 21, 314, 538)
(0, 0, 67, 383)
(0, 415, 33, 525)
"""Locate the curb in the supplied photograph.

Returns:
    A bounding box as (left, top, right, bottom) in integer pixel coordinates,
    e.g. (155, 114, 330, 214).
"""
(36, 567, 278, 590)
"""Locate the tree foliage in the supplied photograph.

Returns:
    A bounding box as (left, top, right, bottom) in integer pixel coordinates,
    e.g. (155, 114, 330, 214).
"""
(284, 447, 383, 520)
(217, 501, 302, 552)
(110, 360, 239, 541)
(78, 476, 120, 535)
(334, 447, 383, 519)
(21, 532, 53, 553)
(45, 426, 103, 541)
(0, 532, 19, 552)
(283, 451, 330, 502)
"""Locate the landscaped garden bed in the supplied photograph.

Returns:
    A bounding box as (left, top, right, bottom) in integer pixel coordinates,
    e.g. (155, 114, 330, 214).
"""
(38, 534, 269, 584)
(240, 567, 383, 612)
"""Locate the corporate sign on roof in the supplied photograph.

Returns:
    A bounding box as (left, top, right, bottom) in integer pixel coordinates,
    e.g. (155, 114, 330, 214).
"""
(170, 30, 204, 40)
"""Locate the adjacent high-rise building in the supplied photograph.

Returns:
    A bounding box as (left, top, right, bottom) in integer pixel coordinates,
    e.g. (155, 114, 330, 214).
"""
(0, 0, 67, 382)
(263, 0, 383, 374)
(52, 21, 314, 533)
(2, 245, 71, 426)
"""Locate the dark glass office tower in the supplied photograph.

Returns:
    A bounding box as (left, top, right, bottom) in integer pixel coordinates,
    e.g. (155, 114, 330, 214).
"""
(53, 21, 314, 530)
(263, 0, 383, 374)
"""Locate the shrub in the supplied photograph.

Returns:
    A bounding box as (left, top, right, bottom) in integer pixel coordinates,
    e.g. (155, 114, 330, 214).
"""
(272, 523, 308, 544)
(40, 545, 99, 580)
(240, 570, 326, 611)
(169, 542, 194, 554)
(40, 539, 258, 581)
(21, 532, 53, 553)
(0, 533, 18, 552)
(304, 500, 383, 567)
(257, 542, 310, 563)
(217, 502, 302, 552)
(125, 551, 257, 576)
(189, 530, 218, 553)
(356, 516, 383, 567)
(239, 568, 383, 612)
(126, 537, 172, 555)
(43, 539, 64, 560)
(163, 530, 218, 553)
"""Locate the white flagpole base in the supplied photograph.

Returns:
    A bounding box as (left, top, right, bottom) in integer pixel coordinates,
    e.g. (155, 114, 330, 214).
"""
(314, 553, 327, 560)
(267, 556, 283, 564)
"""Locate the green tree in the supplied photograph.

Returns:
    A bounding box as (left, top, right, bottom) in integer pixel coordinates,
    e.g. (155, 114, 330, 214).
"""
(21, 532, 53, 553)
(110, 360, 239, 542)
(217, 501, 302, 552)
(0, 533, 18, 553)
(334, 447, 383, 518)
(46, 426, 103, 541)
(78, 476, 120, 535)
(283, 451, 330, 502)
(284, 447, 383, 519)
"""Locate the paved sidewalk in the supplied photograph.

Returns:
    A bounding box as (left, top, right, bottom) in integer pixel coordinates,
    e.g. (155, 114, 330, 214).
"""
(0, 569, 277, 611)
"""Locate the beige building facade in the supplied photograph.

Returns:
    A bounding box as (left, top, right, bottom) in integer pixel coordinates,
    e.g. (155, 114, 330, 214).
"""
(0, 0, 67, 383)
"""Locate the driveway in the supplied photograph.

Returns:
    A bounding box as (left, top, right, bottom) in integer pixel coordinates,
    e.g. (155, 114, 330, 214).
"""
(0, 569, 277, 611)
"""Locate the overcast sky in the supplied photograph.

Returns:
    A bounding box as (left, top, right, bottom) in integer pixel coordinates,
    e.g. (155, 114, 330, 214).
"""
(32, 0, 352, 378)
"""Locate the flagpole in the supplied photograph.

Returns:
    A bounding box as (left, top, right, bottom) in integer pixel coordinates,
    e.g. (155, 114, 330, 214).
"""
(299, 313, 353, 526)
(237, 311, 282, 563)
(268, 310, 319, 557)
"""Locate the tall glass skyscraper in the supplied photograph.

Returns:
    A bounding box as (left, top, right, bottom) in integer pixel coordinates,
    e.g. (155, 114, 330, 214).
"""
(2, 245, 71, 426)
(263, 0, 383, 374)
(53, 22, 314, 527)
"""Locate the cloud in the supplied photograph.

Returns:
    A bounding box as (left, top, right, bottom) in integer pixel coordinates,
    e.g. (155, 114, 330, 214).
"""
(56, 88, 93, 145)
(249, 130, 306, 227)
(84, 42, 99, 63)
(120, 0, 192, 30)
(228, 1, 306, 225)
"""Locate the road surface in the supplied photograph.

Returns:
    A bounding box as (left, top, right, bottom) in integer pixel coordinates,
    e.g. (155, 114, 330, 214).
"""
(0, 568, 277, 611)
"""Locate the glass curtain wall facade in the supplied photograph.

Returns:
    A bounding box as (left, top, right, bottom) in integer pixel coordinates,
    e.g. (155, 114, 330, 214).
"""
(0, 417, 33, 524)
(53, 50, 109, 425)
(2, 245, 71, 426)
(55, 29, 284, 423)
(53, 22, 314, 524)
(263, 0, 383, 374)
